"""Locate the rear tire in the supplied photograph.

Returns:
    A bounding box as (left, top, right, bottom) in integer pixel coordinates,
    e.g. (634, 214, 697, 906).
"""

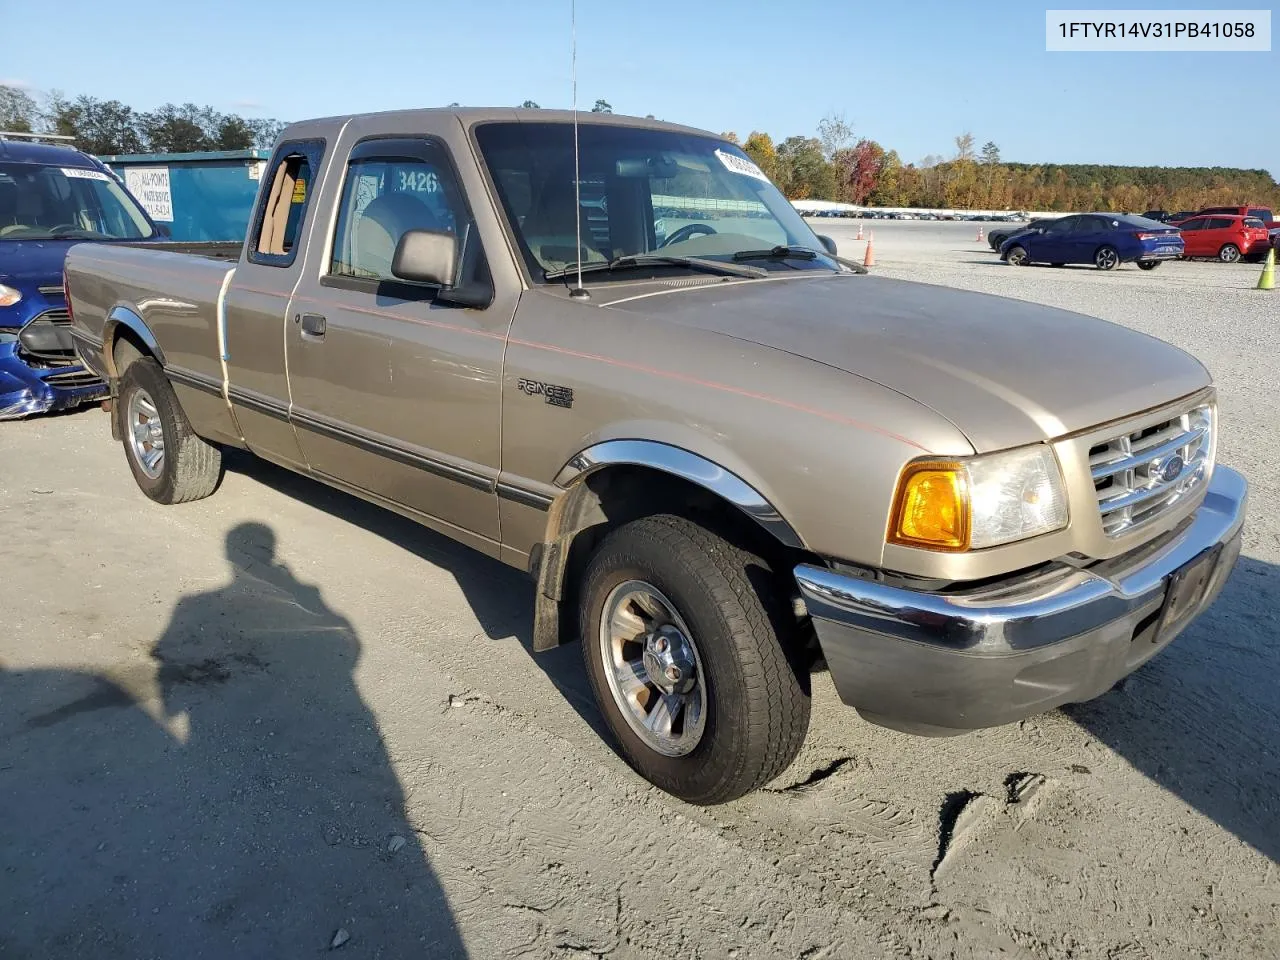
(1137, 260, 1160, 271)
(579, 514, 810, 804)
(1094, 246, 1119, 270)
(1219, 244, 1241, 263)
(1005, 245, 1030, 266)
(117, 357, 222, 504)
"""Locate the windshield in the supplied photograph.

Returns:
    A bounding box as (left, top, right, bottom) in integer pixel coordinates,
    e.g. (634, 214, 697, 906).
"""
(474, 122, 827, 281)
(0, 162, 155, 241)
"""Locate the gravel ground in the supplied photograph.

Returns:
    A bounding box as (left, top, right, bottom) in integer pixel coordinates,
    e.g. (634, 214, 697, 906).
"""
(2, 221, 1277, 959)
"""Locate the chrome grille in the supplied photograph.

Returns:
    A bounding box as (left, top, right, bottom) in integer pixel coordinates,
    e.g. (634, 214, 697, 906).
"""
(1090, 404, 1215, 536)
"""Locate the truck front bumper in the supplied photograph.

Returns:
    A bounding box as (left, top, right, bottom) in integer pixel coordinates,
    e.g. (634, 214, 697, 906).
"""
(795, 466, 1247, 735)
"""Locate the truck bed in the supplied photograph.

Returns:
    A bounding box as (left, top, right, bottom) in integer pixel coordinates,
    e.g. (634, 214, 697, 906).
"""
(64, 242, 237, 387)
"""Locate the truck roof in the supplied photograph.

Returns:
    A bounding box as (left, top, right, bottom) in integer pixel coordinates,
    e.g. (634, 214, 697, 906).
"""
(0, 137, 101, 167)
(277, 107, 717, 143)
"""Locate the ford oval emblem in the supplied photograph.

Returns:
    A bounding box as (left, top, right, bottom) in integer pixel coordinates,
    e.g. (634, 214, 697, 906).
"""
(1155, 454, 1184, 484)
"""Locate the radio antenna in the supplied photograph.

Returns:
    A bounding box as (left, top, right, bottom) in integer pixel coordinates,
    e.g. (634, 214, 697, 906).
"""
(568, 0, 589, 299)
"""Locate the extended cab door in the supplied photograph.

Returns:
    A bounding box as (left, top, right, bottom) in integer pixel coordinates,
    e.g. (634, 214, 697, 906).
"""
(222, 138, 328, 469)
(284, 118, 519, 554)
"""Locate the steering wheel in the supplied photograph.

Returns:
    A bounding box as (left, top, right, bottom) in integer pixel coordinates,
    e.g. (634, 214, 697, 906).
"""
(659, 223, 717, 248)
(48, 224, 87, 237)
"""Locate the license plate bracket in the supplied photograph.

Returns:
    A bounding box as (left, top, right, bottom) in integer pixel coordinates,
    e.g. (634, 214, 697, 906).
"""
(1157, 545, 1222, 641)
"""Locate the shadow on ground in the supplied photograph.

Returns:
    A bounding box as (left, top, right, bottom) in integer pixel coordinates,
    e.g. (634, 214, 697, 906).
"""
(220, 451, 605, 738)
(1065, 554, 1280, 863)
(0, 522, 468, 958)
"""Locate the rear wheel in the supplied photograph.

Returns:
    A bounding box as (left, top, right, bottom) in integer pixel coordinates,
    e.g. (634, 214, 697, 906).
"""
(117, 357, 223, 504)
(1094, 246, 1119, 270)
(579, 514, 810, 804)
(1137, 260, 1161, 271)
(1219, 243, 1241, 263)
(1005, 245, 1030, 266)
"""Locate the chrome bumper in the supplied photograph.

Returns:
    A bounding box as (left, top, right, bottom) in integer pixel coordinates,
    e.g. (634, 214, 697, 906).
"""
(795, 466, 1248, 734)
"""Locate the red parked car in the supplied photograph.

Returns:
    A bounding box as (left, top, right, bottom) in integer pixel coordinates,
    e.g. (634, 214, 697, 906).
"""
(1171, 214, 1271, 262)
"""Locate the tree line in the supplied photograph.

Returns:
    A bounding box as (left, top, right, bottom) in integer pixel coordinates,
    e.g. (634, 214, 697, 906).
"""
(726, 115, 1280, 212)
(5, 87, 1274, 211)
(1, 85, 285, 156)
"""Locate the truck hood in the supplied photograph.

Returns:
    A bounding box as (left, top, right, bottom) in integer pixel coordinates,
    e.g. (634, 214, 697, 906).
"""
(601, 274, 1211, 452)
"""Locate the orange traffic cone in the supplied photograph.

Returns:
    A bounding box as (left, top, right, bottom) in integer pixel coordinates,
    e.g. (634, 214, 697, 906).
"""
(976, 224, 984, 242)
(856, 221, 864, 241)
(863, 234, 875, 268)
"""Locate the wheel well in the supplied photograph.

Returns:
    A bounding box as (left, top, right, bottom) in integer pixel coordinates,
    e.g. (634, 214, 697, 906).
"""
(108, 325, 153, 381)
(532, 464, 812, 652)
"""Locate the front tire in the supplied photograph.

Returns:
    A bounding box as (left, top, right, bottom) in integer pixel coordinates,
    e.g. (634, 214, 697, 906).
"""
(1137, 260, 1161, 271)
(1005, 245, 1030, 266)
(117, 357, 223, 504)
(1219, 243, 1241, 263)
(579, 514, 810, 804)
(1094, 245, 1119, 270)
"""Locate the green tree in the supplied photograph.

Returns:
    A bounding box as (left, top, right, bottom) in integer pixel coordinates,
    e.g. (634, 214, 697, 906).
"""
(979, 141, 1001, 165)
(0, 84, 38, 132)
(590, 99, 612, 113)
(44, 95, 145, 155)
(868, 150, 903, 206)
(140, 103, 214, 153)
(742, 131, 779, 183)
(520, 100, 541, 109)
(776, 135, 834, 200)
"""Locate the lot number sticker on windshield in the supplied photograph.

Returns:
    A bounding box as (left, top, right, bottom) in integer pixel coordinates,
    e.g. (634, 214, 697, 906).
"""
(715, 149, 770, 183)
(61, 167, 110, 181)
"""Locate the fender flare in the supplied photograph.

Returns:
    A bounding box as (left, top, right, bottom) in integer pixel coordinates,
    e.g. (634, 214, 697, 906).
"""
(553, 439, 805, 550)
(530, 440, 805, 653)
(102, 304, 165, 378)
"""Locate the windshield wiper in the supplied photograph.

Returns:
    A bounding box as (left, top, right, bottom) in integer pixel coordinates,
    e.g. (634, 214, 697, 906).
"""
(731, 244, 819, 262)
(543, 254, 766, 283)
(733, 244, 869, 274)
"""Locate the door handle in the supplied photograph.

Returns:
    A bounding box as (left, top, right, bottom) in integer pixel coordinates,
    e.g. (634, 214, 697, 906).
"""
(299, 313, 327, 340)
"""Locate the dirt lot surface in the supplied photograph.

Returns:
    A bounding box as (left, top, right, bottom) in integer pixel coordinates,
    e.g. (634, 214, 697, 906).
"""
(2, 221, 1277, 959)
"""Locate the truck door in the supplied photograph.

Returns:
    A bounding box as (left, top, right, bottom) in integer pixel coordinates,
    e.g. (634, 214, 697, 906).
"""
(284, 125, 515, 553)
(222, 139, 327, 469)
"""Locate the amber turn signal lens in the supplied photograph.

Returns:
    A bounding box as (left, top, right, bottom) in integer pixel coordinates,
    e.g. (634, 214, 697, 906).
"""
(887, 462, 970, 550)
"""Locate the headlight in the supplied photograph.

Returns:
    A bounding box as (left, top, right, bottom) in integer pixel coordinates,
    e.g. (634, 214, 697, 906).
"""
(0, 284, 23, 307)
(888, 445, 1068, 551)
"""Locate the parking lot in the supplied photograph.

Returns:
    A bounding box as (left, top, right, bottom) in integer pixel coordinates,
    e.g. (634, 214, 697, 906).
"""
(2, 220, 1277, 959)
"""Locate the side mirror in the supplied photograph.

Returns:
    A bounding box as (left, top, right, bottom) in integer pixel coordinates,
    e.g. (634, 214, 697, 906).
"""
(817, 234, 838, 256)
(392, 229, 457, 286)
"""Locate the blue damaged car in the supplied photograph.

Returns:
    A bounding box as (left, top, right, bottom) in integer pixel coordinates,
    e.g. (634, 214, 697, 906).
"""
(0, 135, 164, 419)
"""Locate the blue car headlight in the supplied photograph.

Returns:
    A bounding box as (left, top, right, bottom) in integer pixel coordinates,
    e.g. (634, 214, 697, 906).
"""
(0, 284, 23, 308)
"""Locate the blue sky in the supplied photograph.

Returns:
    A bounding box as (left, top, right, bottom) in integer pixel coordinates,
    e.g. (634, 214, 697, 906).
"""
(4, 0, 1277, 175)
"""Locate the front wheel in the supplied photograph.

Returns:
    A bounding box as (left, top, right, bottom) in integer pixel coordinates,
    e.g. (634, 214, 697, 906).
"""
(579, 515, 811, 804)
(117, 357, 223, 504)
(1094, 245, 1119, 270)
(1137, 260, 1161, 271)
(1219, 244, 1241, 263)
(1005, 245, 1030, 266)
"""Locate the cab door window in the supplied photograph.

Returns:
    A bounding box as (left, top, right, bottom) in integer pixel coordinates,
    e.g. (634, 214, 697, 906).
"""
(328, 137, 486, 296)
(249, 139, 324, 266)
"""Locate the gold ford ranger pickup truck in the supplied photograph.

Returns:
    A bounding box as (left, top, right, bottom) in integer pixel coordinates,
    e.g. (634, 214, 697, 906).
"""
(64, 109, 1247, 804)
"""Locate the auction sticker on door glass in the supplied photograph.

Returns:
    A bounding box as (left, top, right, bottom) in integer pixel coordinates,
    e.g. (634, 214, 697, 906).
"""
(61, 168, 111, 181)
(714, 150, 770, 182)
